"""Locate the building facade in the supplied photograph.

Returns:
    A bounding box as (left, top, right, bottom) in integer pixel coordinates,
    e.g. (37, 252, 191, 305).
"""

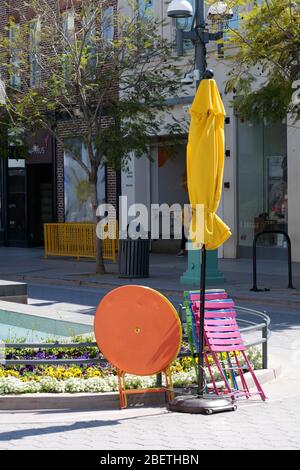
(0, 129, 56, 246)
(0, 0, 299, 260)
(0, 0, 119, 247)
(122, 0, 300, 261)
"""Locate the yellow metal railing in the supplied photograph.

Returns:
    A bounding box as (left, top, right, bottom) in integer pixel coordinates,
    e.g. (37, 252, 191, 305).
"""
(44, 222, 118, 262)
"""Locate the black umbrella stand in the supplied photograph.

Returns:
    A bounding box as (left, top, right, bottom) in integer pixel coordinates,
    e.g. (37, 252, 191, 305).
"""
(169, 245, 237, 415)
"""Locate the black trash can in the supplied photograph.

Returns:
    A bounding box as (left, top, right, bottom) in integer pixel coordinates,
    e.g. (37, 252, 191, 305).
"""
(118, 238, 150, 278)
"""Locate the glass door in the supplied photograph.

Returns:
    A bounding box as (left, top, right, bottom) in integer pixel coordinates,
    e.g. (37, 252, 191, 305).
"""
(237, 118, 287, 257)
(7, 159, 26, 244)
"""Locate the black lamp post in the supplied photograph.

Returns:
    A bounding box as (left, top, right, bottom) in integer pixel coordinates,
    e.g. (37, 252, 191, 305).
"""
(167, 0, 233, 86)
(167, 0, 236, 415)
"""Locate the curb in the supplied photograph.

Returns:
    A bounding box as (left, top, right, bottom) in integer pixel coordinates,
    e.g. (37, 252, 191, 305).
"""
(0, 366, 281, 411)
(9, 274, 300, 308)
(0, 389, 166, 411)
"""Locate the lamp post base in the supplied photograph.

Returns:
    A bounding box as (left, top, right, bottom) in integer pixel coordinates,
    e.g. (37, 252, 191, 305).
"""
(180, 247, 224, 286)
(168, 396, 237, 415)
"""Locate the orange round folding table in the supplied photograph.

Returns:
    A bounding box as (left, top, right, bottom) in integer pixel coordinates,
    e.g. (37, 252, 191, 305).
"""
(94, 285, 182, 408)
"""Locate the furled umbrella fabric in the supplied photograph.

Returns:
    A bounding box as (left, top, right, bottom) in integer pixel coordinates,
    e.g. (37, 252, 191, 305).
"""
(187, 79, 231, 250)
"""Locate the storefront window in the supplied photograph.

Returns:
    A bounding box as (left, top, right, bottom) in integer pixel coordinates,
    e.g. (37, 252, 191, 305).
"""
(64, 138, 106, 222)
(237, 118, 287, 253)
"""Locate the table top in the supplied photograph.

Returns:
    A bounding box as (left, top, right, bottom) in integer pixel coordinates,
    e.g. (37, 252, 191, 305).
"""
(94, 285, 182, 376)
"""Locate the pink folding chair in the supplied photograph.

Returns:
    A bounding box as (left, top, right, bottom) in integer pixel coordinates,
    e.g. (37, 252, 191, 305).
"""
(192, 297, 266, 401)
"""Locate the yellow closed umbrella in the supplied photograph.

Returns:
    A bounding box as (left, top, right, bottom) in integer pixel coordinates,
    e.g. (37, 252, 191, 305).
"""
(187, 78, 231, 249)
(186, 76, 232, 404)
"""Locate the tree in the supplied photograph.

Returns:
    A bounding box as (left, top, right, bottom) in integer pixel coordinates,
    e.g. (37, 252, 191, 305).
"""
(0, 0, 183, 273)
(219, 0, 300, 122)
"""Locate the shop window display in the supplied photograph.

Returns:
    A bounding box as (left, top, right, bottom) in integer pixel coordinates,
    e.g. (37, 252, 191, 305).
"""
(238, 118, 287, 252)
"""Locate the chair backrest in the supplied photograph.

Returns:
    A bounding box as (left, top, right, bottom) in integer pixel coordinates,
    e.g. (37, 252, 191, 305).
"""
(185, 290, 228, 301)
(191, 299, 235, 310)
(193, 309, 237, 319)
(188, 290, 245, 352)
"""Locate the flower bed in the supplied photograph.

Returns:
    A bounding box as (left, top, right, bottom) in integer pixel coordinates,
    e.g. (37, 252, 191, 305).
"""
(0, 337, 262, 395)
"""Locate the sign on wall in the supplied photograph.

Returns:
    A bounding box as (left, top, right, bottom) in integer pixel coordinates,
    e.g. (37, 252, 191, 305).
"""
(26, 129, 53, 164)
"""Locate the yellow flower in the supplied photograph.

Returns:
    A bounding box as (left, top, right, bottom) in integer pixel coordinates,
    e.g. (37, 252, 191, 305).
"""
(86, 367, 102, 378)
(5, 370, 19, 378)
(45, 367, 55, 377)
(69, 367, 82, 377)
(91, 370, 101, 377)
(62, 371, 72, 379)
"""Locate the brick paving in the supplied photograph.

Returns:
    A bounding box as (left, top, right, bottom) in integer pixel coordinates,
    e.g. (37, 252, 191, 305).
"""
(1, 302, 299, 450)
(0, 373, 299, 450)
(0, 248, 300, 450)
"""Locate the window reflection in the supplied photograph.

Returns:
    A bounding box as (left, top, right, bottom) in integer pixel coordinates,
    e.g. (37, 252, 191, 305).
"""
(238, 118, 288, 250)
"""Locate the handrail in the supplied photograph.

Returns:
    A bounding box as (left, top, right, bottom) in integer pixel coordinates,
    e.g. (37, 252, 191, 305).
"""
(238, 323, 266, 333)
(1, 307, 271, 370)
(251, 230, 294, 291)
(3, 359, 103, 366)
(235, 306, 271, 369)
(1, 342, 97, 349)
(180, 304, 271, 369)
(245, 338, 267, 348)
(236, 306, 271, 326)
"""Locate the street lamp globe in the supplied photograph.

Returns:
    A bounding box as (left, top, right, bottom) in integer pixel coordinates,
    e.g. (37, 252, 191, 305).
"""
(207, 2, 234, 21)
(167, 0, 193, 19)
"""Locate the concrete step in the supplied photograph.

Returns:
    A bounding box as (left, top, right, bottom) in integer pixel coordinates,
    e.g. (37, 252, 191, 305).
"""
(0, 280, 28, 304)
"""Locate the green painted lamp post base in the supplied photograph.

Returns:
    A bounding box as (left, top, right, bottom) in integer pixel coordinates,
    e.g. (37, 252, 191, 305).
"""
(180, 245, 224, 286)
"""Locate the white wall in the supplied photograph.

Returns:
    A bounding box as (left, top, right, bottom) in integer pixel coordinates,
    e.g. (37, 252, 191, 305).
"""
(121, 153, 151, 229)
(287, 115, 300, 261)
(120, 62, 238, 257)
(213, 60, 237, 258)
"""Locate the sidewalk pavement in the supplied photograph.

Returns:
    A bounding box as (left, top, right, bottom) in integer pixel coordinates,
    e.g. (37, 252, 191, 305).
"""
(0, 246, 300, 449)
(0, 369, 300, 450)
(1, 246, 300, 308)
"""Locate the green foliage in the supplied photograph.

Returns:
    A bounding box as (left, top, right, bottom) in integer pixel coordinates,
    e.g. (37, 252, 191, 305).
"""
(227, 79, 294, 122)
(0, 0, 184, 171)
(0, 334, 263, 393)
(222, 0, 300, 121)
(0, 1, 186, 272)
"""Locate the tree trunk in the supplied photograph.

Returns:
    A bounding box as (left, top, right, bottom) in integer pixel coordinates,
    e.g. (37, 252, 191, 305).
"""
(95, 230, 105, 274)
(90, 164, 106, 274)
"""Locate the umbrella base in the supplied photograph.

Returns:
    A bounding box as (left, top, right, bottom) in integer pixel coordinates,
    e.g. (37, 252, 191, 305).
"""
(168, 396, 237, 415)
